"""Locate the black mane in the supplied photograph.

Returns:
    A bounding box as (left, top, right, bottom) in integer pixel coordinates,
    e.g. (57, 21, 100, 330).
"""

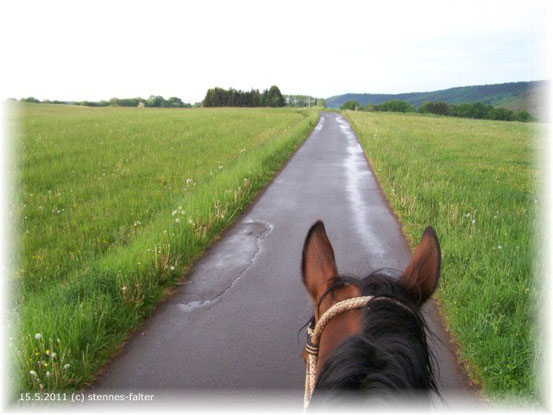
(310, 271, 438, 407)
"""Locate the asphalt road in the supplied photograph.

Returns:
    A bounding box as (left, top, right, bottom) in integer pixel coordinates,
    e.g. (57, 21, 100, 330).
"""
(89, 112, 476, 408)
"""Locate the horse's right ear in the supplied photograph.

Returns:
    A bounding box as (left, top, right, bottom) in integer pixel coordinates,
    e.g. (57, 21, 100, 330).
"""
(398, 226, 441, 305)
(302, 221, 338, 302)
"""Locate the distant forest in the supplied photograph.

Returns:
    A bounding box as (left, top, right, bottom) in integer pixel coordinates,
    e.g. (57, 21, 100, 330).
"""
(340, 99, 533, 122)
(327, 80, 549, 119)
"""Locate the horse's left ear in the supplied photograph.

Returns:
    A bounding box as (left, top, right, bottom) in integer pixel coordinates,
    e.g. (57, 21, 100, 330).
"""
(399, 226, 441, 305)
(302, 221, 338, 302)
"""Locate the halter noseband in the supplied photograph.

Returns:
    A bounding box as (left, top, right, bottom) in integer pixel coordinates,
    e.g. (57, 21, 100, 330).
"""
(303, 295, 415, 410)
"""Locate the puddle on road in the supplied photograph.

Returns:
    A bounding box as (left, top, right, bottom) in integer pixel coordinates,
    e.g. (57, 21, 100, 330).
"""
(314, 116, 325, 132)
(337, 116, 385, 258)
(175, 220, 272, 314)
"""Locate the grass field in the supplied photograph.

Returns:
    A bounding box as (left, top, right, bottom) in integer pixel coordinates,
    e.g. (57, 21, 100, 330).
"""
(344, 111, 542, 402)
(9, 103, 318, 397)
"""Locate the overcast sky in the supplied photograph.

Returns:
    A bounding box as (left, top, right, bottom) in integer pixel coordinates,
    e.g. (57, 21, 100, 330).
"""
(1, 0, 550, 103)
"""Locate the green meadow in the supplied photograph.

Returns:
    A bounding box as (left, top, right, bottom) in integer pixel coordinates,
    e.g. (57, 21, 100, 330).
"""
(10, 103, 318, 396)
(345, 111, 541, 402)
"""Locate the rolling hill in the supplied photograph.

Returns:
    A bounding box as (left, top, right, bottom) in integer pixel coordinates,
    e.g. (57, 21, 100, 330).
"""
(326, 80, 549, 118)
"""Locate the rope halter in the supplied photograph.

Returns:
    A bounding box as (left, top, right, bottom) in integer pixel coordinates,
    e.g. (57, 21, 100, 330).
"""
(303, 295, 415, 410)
(303, 296, 373, 410)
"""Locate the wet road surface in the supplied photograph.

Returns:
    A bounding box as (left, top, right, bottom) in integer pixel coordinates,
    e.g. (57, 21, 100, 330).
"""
(90, 112, 477, 408)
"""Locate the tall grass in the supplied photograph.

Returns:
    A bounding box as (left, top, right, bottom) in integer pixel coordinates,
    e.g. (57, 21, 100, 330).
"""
(9, 103, 318, 397)
(345, 111, 541, 403)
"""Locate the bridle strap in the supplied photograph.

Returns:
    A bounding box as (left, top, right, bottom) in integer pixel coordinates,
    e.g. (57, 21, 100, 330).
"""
(303, 295, 415, 410)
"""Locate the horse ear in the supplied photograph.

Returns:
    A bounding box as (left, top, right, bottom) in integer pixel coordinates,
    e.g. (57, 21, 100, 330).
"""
(302, 221, 338, 302)
(399, 226, 441, 305)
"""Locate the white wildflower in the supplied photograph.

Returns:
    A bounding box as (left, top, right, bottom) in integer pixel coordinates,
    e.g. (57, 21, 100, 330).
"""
(497, 245, 502, 250)
(170, 266, 175, 271)
(63, 364, 71, 370)
(175, 218, 180, 223)
(46, 371, 51, 378)
(172, 210, 178, 216)
(35, 333, 41, 340)
(29, 370, 37, 377)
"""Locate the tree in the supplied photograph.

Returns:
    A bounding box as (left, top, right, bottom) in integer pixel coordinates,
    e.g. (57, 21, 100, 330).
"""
(202, 86, 285, 107)
(468, 102, 490, 119)
(418, 101, 450, 116)
(375, 100, 414, 113)
(168, 97, 185, 108)
(203, 89, 216, 107)
(488, 107, 515, 121)
(267, 85, 285, 107)
(516, 111, 532, 122)
(147, 95, 166, 108)
(21, 97, 40, 103)
(341, 100, 360, 110)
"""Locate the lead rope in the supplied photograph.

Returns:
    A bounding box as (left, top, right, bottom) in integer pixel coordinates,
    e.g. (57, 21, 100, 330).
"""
(303, 296, 373, 410)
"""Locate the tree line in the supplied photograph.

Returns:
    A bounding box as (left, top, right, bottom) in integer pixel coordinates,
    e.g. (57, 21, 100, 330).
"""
(340, 99, 534, 122)
(202, 86, 285, 107)
(284, 95, 326, 108)
(15, 96, 197, 108)
(15, 88, 328, 110)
